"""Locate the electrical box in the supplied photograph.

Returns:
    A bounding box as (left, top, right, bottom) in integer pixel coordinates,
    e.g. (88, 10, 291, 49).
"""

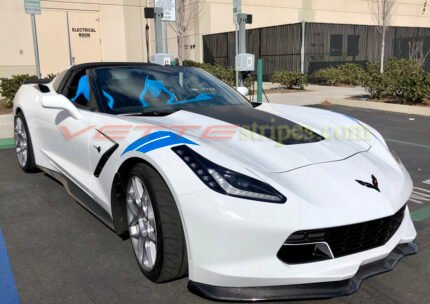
(144, 7, 155, 19)
(150, 53, 174, 66)
(236, 53, 255, 72)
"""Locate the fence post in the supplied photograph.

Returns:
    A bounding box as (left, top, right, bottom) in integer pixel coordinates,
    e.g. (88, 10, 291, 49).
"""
(301, 20, 305, 74)
(257, 59, 263, 103)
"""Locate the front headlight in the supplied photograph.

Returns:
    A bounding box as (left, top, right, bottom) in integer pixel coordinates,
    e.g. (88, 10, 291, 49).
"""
(172, 145, 286, 203)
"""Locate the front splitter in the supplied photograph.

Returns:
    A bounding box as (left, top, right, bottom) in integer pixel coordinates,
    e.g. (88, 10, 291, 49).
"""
(188, 242, 418, 302)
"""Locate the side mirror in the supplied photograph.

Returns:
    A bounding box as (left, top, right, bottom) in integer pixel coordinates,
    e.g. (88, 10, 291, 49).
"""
(237, 86, 249, 97)
(41, 95, 82, 120)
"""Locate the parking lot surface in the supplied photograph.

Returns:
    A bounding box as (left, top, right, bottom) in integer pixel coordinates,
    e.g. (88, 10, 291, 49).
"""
(0, 105, 429, 304)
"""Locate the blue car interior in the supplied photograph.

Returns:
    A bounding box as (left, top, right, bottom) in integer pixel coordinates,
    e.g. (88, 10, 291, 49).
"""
(71, 75, 90, 104)
(139, 76, 176, 107)
(92, 70, 216, 111)
(102, 90, 115, 110)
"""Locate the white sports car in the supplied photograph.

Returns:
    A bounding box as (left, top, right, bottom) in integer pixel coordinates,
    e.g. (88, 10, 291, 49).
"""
(13, 63, 417, 301)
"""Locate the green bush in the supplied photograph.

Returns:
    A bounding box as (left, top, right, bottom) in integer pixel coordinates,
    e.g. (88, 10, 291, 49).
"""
(46, 73, 57, 80)
(312, 67, 340, 85)
(312, 64, 367, 86)
(0, 74, 36, 108)
(364, 59, 430, 103)
(363, 63, 387, 99)
(271, 70, 308, 89)
(183, 60, 236, 86)
(337, 64, 368, 86)
(384, 58, 430, 103)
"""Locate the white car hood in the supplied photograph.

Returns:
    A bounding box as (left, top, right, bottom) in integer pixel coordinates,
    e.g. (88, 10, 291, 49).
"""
(124, 103, 374, 173)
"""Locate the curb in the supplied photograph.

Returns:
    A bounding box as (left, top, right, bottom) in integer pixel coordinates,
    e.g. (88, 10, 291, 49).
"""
(0, 138, 14, 150)
(326, 98, 430, 117)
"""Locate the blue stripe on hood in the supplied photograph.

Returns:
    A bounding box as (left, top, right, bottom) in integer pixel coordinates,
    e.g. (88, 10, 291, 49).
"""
(122, 131, 197, 156)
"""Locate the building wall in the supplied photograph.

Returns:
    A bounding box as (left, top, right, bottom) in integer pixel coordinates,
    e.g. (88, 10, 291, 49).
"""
(205, 0, 430, 35)
(0, 1, 37, 77)
(0, 0, 429, 77)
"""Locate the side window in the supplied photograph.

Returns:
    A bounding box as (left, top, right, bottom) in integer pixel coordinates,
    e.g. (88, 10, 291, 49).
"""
(52, 70, 68, 92)
(347, 35, 360, 56)
(67, 72, 91, 108)
(330, 34, 343, 57)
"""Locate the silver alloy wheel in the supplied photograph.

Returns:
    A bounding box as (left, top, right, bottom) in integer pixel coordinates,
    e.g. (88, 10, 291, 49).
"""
(15, 117, 28, 167)
(126, 176, 158, 271)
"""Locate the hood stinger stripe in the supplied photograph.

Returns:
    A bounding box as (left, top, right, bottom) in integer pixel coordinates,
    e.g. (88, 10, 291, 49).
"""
(185, 105, 323, 145)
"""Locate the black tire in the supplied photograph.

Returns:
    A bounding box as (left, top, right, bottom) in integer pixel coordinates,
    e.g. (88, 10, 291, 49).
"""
(127, 163, 188, 282)
(14, 112, 38, 172)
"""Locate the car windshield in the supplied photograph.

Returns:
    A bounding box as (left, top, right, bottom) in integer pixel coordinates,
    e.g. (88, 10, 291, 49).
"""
(92, 66, 251, 115)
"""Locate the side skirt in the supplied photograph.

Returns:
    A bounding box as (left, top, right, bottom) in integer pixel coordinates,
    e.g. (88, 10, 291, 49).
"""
(39, 166, 115, 231)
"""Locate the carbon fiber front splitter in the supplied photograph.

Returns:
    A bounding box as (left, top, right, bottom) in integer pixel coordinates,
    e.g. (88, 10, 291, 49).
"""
(188, 242, 418, 302)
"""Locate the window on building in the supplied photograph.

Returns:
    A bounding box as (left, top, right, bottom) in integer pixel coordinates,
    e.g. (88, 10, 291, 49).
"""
(347, 35, 360, 56)
(330, 34, 343, 56)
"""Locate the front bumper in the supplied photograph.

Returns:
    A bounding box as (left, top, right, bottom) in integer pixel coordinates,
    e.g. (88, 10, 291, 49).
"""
(188, 242, 418, 301)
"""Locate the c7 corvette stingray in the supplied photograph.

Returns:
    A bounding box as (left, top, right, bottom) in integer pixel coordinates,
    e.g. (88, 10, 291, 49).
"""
(13, 63, 417, 301)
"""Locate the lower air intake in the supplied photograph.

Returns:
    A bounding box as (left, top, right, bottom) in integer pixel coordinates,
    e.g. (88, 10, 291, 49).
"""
(278, 205, 406, 264)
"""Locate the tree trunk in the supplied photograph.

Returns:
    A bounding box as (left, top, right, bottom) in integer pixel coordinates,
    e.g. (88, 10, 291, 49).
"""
(380, 26, 386, 73)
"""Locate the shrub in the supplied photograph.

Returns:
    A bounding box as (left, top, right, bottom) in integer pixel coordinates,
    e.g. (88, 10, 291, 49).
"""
(312, 64, 367, 86)
(272, 70, 308, 89)
(0, 74, 36, 108)
(384, 58, 430, 103)
(46, 73, 57, 80)
(336, 64, 368, 86)
(182, 60, 260, 92)
(312, 67, 340, 85)
(183, 60, 236, 87)
(363, 63, 386, 99)
(364, 59, 430, 103)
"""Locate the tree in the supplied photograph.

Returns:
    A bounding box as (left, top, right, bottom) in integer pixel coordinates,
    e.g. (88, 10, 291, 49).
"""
(175, 0, 196, 65)
(369, 0, 396, 73)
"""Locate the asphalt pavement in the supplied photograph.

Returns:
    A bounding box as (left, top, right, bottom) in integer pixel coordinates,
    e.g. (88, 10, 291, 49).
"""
(0, 105, 429, 304)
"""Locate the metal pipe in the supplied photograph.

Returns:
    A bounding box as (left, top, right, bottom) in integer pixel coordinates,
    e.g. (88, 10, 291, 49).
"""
(235, 23, 239, 88)
(154, 7, 164, 54)
(66, 11, 73, 66)
(238, 15, 246, 54)
(31, 14, 41, 79)
(164, 21, 168, 53)
(301, 20, 305, 74)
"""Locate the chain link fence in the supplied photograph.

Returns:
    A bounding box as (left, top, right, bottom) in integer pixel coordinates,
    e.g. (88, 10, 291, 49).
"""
(202, 22, 430, 80)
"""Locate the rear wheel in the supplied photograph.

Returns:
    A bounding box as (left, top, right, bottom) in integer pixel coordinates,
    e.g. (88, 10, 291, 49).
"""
(126, 163, 188, 282)
(14, 112, 37, 172)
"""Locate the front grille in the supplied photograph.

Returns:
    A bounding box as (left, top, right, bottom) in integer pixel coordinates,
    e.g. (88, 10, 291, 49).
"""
(283, 205, 406, 259)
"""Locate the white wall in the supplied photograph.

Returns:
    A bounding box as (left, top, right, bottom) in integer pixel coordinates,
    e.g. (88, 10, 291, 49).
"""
(1, 0, 430, 77)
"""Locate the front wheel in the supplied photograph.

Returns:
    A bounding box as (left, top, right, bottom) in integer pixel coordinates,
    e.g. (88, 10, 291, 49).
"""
(126, 163, 188, 282)
(14, 112, 38, 172)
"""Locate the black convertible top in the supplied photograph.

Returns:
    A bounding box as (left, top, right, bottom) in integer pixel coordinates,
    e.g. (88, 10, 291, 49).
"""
(68, 62, 156, 72)
(55, 62, 158, 96)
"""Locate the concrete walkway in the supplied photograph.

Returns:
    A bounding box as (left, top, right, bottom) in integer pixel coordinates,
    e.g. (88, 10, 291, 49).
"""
(327, 98, 430, 117)
(0, 114, 13, 139)
(261, 84, 366, 106)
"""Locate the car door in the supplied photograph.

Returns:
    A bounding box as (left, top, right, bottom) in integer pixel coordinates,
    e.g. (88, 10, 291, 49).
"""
(86, 111, 127, 205)
(36, 72, 94, 194)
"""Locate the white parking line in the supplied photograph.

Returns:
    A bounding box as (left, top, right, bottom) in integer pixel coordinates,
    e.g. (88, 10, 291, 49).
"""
(409, 180, 430, 204)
